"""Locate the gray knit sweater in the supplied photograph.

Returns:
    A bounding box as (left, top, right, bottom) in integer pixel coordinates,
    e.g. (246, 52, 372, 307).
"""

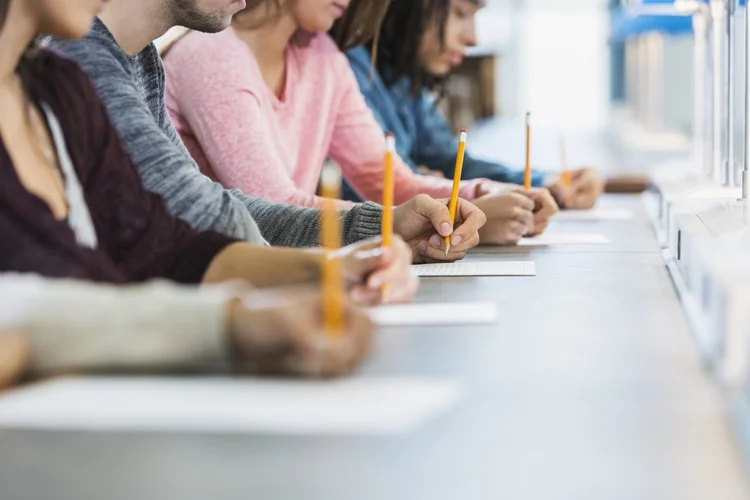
(51, 19, 383, 247)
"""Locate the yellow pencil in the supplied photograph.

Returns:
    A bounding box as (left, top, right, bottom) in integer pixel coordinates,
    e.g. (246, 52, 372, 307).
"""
(559, 134, 572, 190)
(320, 162, 344, 337)
(381, 132, 395, 300)
(445, 128, 468, 256)
(559, 134, 573, 206)
(524, 112, 532, 190)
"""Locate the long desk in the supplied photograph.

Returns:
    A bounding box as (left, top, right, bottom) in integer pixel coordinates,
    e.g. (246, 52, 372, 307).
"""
(1, 195, 748, 500)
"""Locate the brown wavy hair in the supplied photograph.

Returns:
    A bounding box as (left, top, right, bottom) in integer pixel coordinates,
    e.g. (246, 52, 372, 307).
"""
(234, 0, 389, 50)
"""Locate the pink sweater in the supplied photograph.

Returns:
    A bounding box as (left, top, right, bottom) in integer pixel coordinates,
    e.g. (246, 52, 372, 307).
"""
(164, 29, 483, 209)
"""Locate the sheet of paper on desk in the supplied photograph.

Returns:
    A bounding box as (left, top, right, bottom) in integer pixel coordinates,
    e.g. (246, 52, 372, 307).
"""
(0, 377, 462, 435)
(554, 208, 633, 221)
(368, 301, 497, 326)
(518, 233, 611, 246)
(411, 261, 535, 277)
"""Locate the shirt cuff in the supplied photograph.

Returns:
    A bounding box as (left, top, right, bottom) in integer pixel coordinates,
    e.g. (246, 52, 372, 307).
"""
(343, 201, 384, 244)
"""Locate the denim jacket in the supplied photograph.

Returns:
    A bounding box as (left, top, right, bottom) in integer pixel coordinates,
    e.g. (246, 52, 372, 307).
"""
(342, 46, 543, 201)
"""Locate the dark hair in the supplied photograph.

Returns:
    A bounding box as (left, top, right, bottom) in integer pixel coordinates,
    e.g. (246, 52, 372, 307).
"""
(364, 0, 450, 96)
(235, 0, 388, 50)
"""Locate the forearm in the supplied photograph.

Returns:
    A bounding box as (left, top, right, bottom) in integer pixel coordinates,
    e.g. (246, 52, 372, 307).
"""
(202, 243, 322, 287)
(246, 198, 383, 247)
(0, 275, 231, 375)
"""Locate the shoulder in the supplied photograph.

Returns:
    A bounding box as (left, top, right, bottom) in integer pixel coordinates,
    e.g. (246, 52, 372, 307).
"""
(345, 46, 370, 72)
(165, 28, 246, 69)
(49, 19, 130, 72)
(28, 49, 102, 105)
(298, 32, 347, 65)
(343, 46, 380, 93)
(294, 33, 357, 83)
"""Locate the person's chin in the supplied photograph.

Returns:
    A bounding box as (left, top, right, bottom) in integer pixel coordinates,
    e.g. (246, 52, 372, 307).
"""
(428, 64, 452, 77)
(302, 19, 336, 32)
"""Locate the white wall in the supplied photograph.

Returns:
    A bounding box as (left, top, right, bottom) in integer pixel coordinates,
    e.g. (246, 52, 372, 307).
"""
(478, 0, 611, 130)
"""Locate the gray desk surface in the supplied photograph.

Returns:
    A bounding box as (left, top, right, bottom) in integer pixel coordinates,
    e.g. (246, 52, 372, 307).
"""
(1, 196, 749, 500)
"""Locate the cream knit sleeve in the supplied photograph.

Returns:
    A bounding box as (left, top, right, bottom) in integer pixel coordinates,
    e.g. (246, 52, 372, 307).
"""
(0, 274, 233, 375)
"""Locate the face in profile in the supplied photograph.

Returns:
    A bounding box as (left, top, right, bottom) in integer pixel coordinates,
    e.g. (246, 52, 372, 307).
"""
(33, 0, 108, 39)
(418, 0, 483, 77)
(171, 0, 248, 33)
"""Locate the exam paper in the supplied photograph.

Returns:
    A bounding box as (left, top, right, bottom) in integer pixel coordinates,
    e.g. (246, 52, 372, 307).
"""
(518, 233, 611, 246)
(411, 261, 535, 277)
(554, 208, 633, 221)
(0, 377, 462, 435)
(368, 302, 497, 326)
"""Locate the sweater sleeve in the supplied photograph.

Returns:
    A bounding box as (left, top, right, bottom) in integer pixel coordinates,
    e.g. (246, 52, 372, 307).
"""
(327, 50, 485, 205)
(51, 36, 267, 244)
(0, 274, 230, 374)
(166, 45, 354, 210)
(63, 57, 236, 284)
(50, 28, 381, 248)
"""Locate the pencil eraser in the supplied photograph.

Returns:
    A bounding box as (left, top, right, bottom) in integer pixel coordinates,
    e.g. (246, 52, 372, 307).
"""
(321, 162, 342, 188)
(385, 132, 396, 152)
(459, 129, 467, 142)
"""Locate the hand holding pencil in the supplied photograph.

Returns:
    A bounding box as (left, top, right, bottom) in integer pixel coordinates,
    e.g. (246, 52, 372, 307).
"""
(228, 289, 374, 377)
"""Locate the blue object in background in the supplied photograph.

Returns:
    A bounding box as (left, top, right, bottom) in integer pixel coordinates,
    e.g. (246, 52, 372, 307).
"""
(610, 12, 693, 40)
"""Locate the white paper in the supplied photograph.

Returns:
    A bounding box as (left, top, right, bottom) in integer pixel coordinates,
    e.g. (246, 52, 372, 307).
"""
(411, 261, 535, 277)
(518, 233, 611, 246)
(368, 302, 497, 326)
(554, 208, 633, 221)
(0, 377, 462, 435)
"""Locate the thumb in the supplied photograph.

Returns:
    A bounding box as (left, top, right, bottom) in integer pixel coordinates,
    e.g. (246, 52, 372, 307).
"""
(415, 195, 454, 237)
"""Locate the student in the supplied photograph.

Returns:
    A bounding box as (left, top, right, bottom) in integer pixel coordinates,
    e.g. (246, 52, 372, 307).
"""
(344, 0, 605, 210)
(51, 0, 487, 261)
(0, 0, 402, 375)
(0, 274, 372, 377)
(162, 0, 557, 244)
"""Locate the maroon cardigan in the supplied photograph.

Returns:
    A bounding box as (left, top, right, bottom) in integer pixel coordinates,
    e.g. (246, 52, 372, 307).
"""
(0, 51, 236, 284)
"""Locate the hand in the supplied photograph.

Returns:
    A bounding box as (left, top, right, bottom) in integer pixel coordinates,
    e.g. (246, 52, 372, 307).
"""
(0, 330, 28, 389)
(506, 186, 559, 236)
(473, 192, 535, 244)
(393, 194, 487, 263)
(474, 181, 517, 198)
(227, 291, 374, 377)
(546, 168, 604, 209)
(416, 165, 445, 178)
(331, 237, 419, 306)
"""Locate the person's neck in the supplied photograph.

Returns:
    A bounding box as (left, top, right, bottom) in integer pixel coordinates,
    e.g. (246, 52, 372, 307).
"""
(234, 13, 298, 73)
(0, 1, 38, 85)
(98, 0, 174, 56)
